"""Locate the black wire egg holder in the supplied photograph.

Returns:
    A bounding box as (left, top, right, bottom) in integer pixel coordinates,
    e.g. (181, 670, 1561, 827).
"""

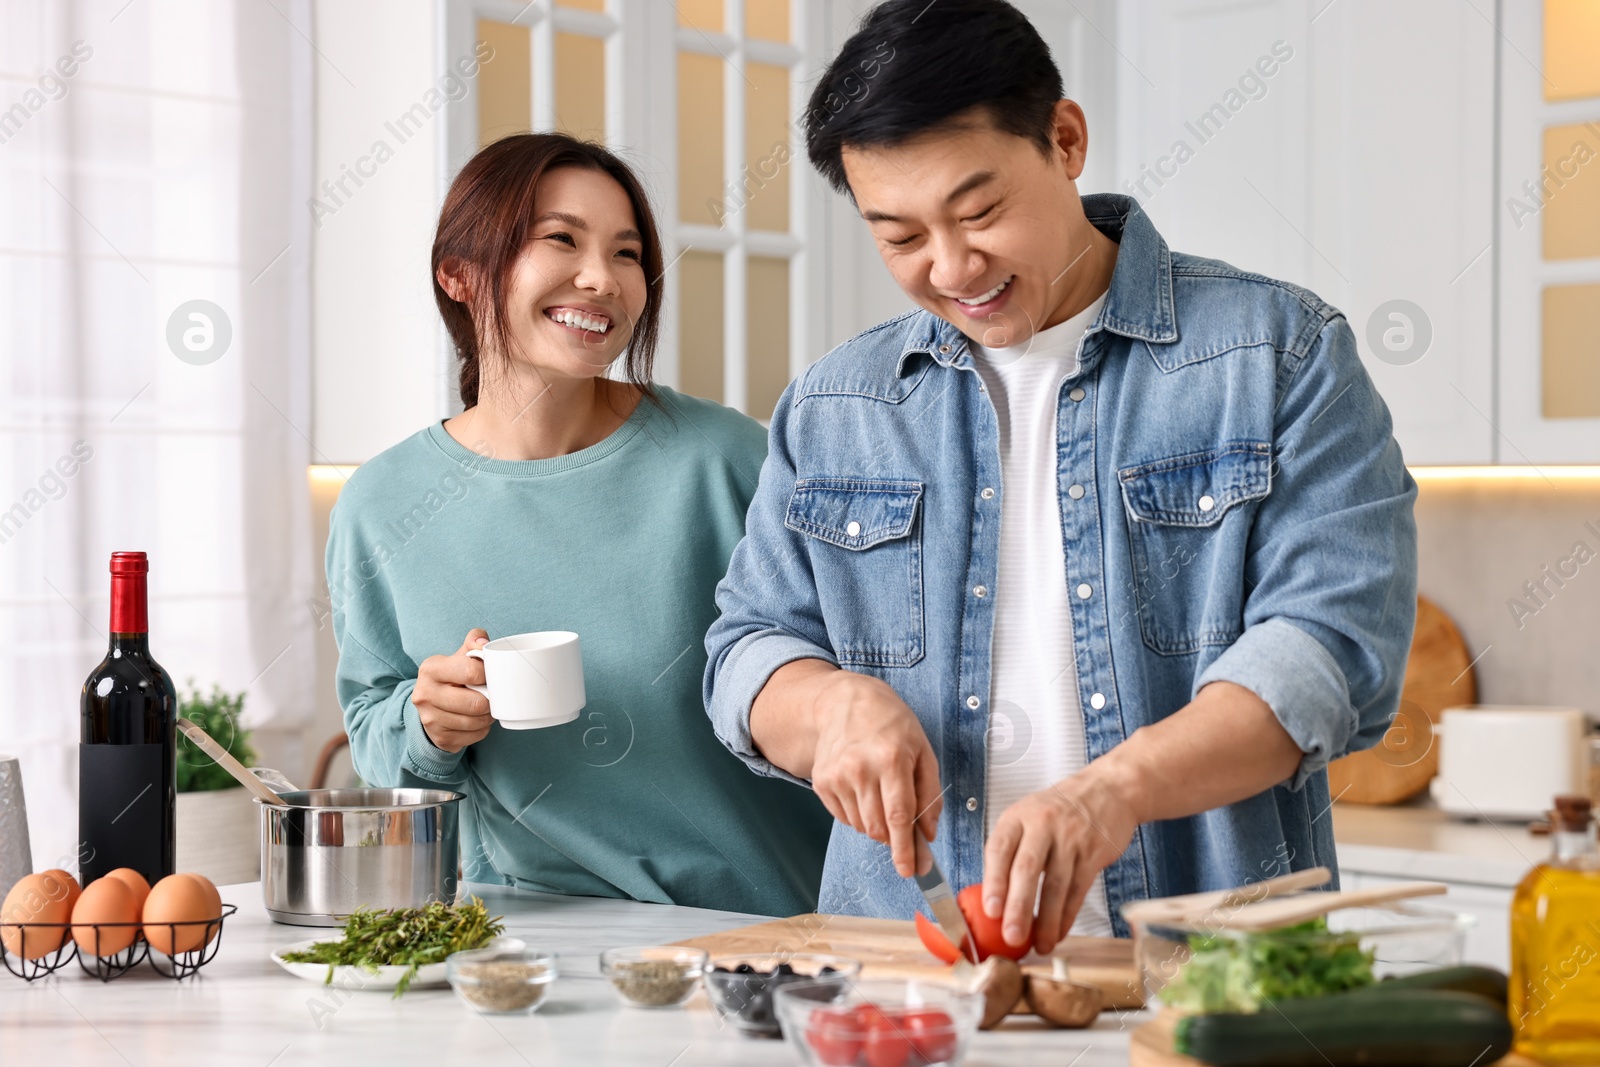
(0, 904, 237, 982)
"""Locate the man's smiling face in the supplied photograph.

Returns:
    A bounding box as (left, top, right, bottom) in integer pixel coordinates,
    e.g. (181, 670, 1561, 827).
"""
(842, 103, 1098, 351)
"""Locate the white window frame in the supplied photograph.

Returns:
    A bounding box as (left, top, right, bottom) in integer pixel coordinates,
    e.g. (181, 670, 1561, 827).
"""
(442, 0, 829, 418)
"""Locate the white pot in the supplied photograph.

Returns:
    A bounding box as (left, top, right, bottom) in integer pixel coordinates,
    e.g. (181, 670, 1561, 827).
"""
(176, 786, 259, 885)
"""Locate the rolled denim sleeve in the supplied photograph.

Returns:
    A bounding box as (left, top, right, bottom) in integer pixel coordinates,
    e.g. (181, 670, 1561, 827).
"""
(1194, 313, 1418, 791)
(704, 378, 838, 786)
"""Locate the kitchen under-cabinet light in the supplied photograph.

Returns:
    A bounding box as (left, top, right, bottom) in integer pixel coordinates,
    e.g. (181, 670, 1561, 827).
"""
(310, 463, 1600, 486)
(308, 464, 358, 488)
(1408, 465, 1600, 481)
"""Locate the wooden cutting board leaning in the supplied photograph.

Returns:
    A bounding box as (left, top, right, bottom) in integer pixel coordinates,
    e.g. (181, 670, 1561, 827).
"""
(1326, 594, 1477, 805)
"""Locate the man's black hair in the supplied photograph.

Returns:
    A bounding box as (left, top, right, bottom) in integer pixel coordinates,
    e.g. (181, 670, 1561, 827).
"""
(804, 0, 1065, 195)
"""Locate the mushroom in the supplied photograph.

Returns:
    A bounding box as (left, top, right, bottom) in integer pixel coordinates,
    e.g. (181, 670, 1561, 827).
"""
(1023, 958, 1104, 1028)
(964, 955, 1025, 1030)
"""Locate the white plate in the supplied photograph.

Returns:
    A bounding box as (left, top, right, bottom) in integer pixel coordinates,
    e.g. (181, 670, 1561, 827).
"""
(270, 938, 450, 991)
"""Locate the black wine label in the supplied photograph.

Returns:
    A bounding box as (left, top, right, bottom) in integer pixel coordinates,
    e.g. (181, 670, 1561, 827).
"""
(79, 743, 170, 885)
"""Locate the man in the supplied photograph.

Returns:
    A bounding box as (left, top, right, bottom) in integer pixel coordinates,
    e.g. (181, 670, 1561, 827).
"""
(705, 0, 1416, 952)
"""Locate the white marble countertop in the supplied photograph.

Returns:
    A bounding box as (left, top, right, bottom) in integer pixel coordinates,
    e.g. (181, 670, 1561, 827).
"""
(1332, 799, 1544, 888)
(0, 881, 1144, 1066)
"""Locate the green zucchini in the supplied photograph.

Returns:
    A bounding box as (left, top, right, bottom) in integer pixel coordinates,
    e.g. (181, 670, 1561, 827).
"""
(1173, 989, 1513, 1067)
(1351, 965, 1508, 1006)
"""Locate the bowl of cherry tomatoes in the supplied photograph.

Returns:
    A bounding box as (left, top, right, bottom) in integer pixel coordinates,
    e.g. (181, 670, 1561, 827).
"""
(774, 977, 983, 1067)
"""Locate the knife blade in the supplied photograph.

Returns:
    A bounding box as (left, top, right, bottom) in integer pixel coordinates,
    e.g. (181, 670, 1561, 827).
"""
(912, 829, 977, 968)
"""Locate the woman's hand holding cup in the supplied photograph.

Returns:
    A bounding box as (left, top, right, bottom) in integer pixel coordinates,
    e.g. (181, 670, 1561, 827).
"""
(414, 629, 493, 752)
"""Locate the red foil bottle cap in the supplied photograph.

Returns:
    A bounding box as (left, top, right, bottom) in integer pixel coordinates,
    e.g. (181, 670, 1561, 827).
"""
(109, 551, 149, 634)
(110, 551, 149, 575)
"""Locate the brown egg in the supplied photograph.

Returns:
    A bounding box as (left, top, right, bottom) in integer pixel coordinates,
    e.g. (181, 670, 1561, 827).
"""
(176, 873, 222, 944)
(71, 877, 139, 957)
(142, 874, 211, 956)
(40, 869, 82, 914)
(1, 871, 75, 958)
(103, 868, 151, 918)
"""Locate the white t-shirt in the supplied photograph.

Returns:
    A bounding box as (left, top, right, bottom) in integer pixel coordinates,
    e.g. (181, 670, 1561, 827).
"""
(971, 289, 1114, 938)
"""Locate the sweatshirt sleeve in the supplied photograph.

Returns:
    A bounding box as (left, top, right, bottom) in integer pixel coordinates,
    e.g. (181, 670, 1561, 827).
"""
(325, 494, 469, 788)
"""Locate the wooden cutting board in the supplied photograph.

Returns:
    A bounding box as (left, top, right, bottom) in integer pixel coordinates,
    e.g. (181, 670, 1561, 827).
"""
(1327, 594, 1477, 805)
(1130, 1009, 1539, 1067)
(673, 913, 1143, 1014)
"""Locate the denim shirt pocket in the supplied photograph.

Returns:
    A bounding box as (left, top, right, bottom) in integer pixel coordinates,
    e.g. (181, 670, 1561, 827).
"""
(1118, 443, 1272, 656)
(785, 478, 925, 668)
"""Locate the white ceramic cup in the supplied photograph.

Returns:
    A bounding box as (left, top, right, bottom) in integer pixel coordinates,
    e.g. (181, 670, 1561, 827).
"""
(467, 632, 585, 730)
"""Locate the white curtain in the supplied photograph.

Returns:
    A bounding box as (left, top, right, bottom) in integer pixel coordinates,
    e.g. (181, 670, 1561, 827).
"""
(0, 0, 315, 870)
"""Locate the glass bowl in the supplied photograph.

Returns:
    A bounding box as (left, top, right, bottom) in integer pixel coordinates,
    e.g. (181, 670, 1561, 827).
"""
(1126, 900, 1474, 1014)
(774, 976, 983, 1067)
(704, 953, 862, 1037)
(598, 946, 708, 1008)
(445, 942, 557, 1015)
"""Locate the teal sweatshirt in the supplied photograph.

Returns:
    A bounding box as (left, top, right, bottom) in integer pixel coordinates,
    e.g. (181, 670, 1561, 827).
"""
(326, 386, 830, 916)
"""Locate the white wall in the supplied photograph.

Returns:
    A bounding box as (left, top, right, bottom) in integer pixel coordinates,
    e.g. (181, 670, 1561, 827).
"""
(311, 0, 449, 465)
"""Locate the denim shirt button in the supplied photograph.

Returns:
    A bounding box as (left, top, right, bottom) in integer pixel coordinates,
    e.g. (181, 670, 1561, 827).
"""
(846, 520, 861, 536)
(939, 344, 952, 354)
(965, 797, 978, 812)
(1076, 583, 1092, 599)
(1067, 483, 1085, 500)
(1068, 386, 1086, 402)
(973, 585, 988, 598)
(966, 695, 980, 710)
(1198, 494, 1216, 511)
(1090, 692, 1106, 710)
(980, 487, 995, 500)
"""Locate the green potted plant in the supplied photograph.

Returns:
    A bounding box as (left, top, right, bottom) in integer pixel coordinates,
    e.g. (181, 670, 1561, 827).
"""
(174, 682, 261, 884)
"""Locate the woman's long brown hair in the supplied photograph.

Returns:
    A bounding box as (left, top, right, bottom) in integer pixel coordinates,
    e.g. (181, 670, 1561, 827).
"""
(432, 133, 665, 408)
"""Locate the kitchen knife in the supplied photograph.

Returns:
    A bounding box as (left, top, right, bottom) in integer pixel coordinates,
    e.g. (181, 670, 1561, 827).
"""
(913, 828, 977, 967)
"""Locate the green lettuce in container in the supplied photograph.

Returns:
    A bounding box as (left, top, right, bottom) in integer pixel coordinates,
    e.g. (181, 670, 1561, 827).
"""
(1160, 917, 1376, 1014)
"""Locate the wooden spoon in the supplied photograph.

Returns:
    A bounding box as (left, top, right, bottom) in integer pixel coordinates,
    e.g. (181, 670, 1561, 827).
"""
(176, 717, 288, 806)
(1121, 866, 1333, 927)
(1204, 881, 1448, 932)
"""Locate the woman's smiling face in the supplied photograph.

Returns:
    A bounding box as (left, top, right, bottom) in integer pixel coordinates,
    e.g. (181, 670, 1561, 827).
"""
(496, 165, 650, 385)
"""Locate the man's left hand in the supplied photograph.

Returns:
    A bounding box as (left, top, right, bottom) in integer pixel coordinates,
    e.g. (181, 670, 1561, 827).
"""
(981, 769, 1138, 953)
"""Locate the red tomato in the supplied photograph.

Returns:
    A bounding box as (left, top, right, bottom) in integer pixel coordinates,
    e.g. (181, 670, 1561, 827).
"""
(902, 1009, 957, 1063)
(957, 884, 1030, 961)
(914, 886, 1031, 963)
(863, 1007, 911, 1067)
(806, 1007, 862, 1066)
(913, 910, 962, 964)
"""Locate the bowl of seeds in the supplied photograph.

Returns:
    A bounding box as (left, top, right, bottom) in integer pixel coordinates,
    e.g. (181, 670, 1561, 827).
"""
(599, 946, 709, 1008)
(446, 941, 557, 1015)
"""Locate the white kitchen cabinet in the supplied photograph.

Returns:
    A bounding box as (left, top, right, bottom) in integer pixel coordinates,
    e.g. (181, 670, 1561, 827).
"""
(1495, 0, 1600, 463)
(1115, 0, 1496, 465)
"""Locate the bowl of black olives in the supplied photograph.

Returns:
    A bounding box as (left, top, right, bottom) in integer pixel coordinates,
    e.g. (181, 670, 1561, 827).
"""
(704, 954, 862, 1037)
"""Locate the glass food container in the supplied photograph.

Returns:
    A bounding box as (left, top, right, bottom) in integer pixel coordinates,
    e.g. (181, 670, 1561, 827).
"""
(1126, 901, 1473, 1014)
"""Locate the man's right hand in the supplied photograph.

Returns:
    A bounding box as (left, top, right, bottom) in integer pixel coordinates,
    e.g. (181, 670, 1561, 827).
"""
(413, 629, 492, 753)
(753, 661, 943, 877)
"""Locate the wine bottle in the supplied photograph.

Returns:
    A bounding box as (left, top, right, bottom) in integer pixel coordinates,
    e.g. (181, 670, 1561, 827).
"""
(79, 551, 176, 886)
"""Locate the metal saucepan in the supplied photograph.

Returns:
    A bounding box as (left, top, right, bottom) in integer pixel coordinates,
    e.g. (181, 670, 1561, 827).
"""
(257, 788, 464, 927)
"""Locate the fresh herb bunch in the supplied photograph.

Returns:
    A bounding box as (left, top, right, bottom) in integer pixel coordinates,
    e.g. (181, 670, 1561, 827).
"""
(279, 898, 505, 996)
(176, 681, 256, 793)
(1161, 917, 1376, 1014)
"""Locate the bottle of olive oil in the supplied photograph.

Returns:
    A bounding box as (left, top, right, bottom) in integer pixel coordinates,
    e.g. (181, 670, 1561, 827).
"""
(1509, 794, 1600, 1064)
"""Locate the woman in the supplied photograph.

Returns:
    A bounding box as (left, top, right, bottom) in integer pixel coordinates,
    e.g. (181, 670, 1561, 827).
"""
(326, 133, 830, 915)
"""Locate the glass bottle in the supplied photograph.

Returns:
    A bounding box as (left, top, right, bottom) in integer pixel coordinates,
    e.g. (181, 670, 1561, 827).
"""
(1509, 794, 1600, 1064)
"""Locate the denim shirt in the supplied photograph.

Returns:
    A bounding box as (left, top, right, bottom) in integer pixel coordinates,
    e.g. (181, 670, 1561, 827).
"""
(704, 193, 1418, 936)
